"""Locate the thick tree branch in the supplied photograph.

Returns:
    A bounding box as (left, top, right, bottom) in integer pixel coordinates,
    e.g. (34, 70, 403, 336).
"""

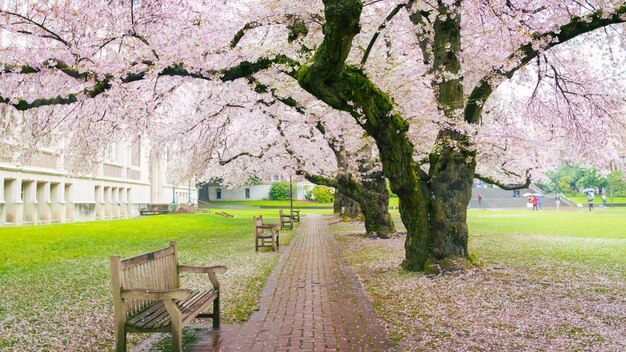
(1, 55, 301, 111)
(361, 0, 415, 66)
(297, 0, 428, 199)
(1, 59, 95, 80)
(465, 4, 626, 124)
(304, 173, 341, 190)
(247, 76, 306, 114)
(474, 172, 531, 190)
(231, 15, 309, 47)
(218, 142, 277, 166)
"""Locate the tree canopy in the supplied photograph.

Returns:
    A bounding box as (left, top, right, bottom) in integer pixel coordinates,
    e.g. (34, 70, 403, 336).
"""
(1, 0, 625, 270)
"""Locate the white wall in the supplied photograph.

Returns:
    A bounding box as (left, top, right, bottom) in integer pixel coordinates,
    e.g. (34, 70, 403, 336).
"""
(208, 184, 271, 201)
(208, 182, 312, 201)
(0, 164, 150, 226)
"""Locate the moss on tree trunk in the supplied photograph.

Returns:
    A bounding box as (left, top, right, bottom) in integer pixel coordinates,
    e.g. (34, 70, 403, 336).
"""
(334, 191, 361, 218)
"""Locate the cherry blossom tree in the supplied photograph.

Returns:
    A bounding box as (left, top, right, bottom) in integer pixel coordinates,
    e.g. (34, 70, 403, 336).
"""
(156, 83, 396, 237)
(0, 0, 625, 271)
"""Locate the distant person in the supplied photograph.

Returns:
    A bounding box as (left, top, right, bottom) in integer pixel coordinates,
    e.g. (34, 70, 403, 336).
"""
(555, 194, 561, 211)
(602, 193, 607, 207)
(532, 196, 538, 210)
(587, 192, 594, 212)
(477, 191, 483, 207)
(538, 196, 543, 210)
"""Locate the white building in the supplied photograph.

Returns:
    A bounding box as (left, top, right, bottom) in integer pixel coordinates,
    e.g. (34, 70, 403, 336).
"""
(0, 137, 197, 227)
(202, 174, 312, 201)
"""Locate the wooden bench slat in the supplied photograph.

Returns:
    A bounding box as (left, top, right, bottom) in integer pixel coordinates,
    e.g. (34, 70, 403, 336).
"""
(126, 299, 166, 328)
(147, 291, 206, 329)
(155, 290, 215, 329)
(121, 247, 175, 270)
(127, 290, 217, 329)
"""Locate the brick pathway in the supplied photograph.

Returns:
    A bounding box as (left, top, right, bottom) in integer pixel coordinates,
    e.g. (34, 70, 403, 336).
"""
(190, 214, 392, 352)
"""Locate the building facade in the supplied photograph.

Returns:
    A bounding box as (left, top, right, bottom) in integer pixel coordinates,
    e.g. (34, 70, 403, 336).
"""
(0, 139, 197, 227)
(201, 174, 312, 202)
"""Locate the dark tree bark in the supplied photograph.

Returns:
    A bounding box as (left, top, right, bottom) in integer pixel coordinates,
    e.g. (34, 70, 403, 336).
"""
(334, 191, 361, 218)
(296, 0, 471, 270)
(306, 171, 395, 238)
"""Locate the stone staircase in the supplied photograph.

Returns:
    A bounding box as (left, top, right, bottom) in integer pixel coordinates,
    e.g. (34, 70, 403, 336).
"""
(468, 185, 570, 209)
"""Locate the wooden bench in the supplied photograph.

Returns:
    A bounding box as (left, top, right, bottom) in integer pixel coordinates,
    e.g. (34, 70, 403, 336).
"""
(110, 242, 227, 352)
(254, 216, 280, 251)
(279, 209, 293, 230)
(140, 209, 170, 215)
(291, 209, 301, 222)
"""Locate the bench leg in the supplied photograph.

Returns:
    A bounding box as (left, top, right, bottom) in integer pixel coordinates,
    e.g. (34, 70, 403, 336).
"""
(115, 326, 126, 352)
(213, 296, 220, 329)
(171, 325, 183, 352)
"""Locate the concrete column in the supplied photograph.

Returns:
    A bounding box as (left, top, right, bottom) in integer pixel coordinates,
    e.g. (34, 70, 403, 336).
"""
(51, 183, 63, 222)
(55, 182, 62, 221)
(65, 183, 74, 221)
(104, 186, 111, 219)
(127, 188, 133, 216)
(22, 180, 36, 224)
(4, 178, 21, 224)
(95, 185, 103, 219)
(119, 188, 127, 218)
(112, 187, 120, 218)
(37, 181, 51, 223)
(0, 176, 4, 225)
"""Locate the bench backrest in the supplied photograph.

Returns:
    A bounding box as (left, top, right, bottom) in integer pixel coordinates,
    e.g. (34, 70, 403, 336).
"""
(110, 241, 179, 319)
(253, 216, 264, 236)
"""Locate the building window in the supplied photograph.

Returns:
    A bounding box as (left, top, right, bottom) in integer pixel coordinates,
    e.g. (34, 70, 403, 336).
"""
(106, 143, 118, 163)
(245, 188, 250, 199)
(272, 175, 280, 181)
(216, 188, 222, 200)
(131, 137, 141, 167)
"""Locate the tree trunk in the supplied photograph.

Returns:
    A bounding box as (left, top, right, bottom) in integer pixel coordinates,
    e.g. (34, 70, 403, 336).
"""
(334, 191, 361, 218)
(356, 171, 395, 238)
(297, 0, 470, 271)
(424, 147, 474, 272)
(306, 172, 395, 238)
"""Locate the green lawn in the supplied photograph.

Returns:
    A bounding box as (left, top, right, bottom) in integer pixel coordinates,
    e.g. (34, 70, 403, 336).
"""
(208, 200, 333, 207)
(467, 209, 626, 271)
(565, 194, 626, 205)
(334, 208, 626, 351)
(209, 197, 401, 208)
(0, 210, 300, 351)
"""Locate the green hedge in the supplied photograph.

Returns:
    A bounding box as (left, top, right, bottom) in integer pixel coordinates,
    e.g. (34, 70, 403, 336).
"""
(269, 181, 291, 200)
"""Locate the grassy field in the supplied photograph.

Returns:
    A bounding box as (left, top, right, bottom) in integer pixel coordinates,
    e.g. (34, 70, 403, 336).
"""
(0, 210, 300, 351)
(333, 208, 626, 351)
(207, 198, 401, 208)
(207, 200, 333, 207)
(565, 194, 626, 205)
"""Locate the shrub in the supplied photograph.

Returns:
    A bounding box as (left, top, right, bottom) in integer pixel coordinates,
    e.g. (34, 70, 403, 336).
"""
(269, 181, 291, 200)
(304, 185, 313, 200)
(311, 185, 334, 203)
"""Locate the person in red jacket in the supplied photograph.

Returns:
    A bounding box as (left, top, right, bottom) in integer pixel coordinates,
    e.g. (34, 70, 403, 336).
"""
(531, 196, 538, 210)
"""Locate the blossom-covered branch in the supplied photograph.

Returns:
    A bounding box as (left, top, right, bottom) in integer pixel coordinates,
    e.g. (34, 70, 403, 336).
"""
(465, 3, 626, 124)
(1, 55, 300, 111)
